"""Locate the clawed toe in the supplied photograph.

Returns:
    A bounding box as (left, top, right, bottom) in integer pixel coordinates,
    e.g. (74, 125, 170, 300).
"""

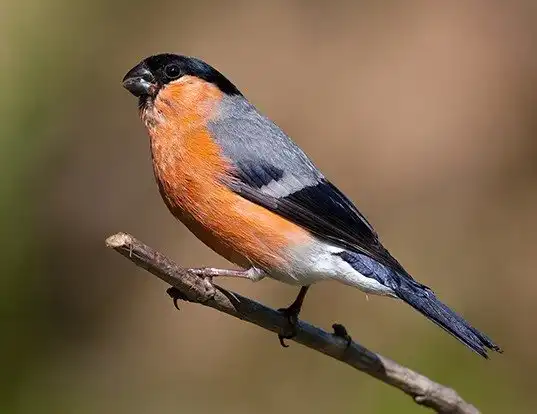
(275, 286, 309, 348)
(332, 323, 352, 348)
(277, 307, 300, 347)
(278, 332, 294, 348)
(201, 277, 216, 300)
(166, 287, 188, 310)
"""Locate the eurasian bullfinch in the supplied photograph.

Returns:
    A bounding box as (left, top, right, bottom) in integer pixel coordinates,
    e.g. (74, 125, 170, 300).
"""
(122, 54, 502, 358)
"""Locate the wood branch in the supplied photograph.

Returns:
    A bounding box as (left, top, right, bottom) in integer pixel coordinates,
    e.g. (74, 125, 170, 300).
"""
(106, 232, 480, 414)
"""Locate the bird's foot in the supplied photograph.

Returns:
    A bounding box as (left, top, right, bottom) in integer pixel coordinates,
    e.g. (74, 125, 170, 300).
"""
(166, 274, 216, 310)
(199, 276, 216, 301)
(332, 323, 352, 348)
(166, 287, 189, 310)
(277, 306, 300, 348)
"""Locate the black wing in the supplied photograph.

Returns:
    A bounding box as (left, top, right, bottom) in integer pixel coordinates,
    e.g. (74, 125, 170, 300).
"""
(225, 166, 408, 275)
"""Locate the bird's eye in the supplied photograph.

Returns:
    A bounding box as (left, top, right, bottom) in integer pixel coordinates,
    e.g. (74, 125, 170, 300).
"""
(164, 64, 181, 79)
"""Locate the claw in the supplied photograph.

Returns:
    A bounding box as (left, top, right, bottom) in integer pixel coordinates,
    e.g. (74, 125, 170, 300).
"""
(332, 323, 352, 348)
(166, 287, 187, 310)
(278, 333, 291, 348)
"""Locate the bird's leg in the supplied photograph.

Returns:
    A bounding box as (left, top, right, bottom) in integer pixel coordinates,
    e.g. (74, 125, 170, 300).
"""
(278, 286, 310, 347)
(188, 267, 262, 283)
(166, 267, 264, 310)
(189, 267, 265, 298)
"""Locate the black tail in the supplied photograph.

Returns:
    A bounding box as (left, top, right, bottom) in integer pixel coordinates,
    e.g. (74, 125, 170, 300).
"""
(394, 280, 502, 358)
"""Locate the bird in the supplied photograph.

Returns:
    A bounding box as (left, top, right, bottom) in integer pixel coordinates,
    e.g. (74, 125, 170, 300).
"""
(122, 53, 502, 358)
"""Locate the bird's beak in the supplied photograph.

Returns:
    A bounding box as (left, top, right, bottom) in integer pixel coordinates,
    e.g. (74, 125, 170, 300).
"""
(122, 63, 158, 97)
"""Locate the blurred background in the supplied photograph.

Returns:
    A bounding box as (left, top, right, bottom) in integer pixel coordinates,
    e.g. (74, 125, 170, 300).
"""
(2, 1, 536, 413)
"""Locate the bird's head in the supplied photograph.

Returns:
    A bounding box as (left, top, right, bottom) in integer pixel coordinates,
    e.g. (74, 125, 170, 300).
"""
(122, 54, 241, 105)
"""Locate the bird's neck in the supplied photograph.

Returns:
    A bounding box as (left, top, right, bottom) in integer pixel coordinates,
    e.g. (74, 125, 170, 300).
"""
(141, 76, 224, 180)
(141, 76, 222, 134)
(141, 77, 230, 214)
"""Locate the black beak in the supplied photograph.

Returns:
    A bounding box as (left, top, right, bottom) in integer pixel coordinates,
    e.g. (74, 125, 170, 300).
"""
(122, 63, 158, 97)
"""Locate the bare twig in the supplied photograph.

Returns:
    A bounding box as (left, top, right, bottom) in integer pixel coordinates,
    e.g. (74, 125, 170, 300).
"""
(106, 232, 479, 414)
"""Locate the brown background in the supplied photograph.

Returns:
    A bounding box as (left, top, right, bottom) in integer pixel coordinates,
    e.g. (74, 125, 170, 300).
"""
(2, 1, 536, 413)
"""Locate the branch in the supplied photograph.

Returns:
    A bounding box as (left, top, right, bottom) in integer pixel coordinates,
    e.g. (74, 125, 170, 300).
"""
(106, 232, 479, 414)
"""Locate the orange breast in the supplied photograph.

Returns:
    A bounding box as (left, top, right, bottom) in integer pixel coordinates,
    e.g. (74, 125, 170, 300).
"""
(142, 76, 310, 269)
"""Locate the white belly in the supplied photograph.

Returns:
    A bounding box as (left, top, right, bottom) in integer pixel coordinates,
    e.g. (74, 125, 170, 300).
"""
(269, 240, 397, 297)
